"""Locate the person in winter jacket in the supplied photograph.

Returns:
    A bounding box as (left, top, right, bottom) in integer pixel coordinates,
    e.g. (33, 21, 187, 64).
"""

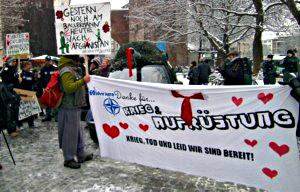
(40, 56, 56, 122)
(282, 49, 299, 82)
(99, 57, 110, 77)
(188, 61, 198, 85)
(18, 62, 36, 128)
(197, 59, 212, 85)
(0, 57, 20, 137)
(57, 55, 93, 169)
(89, 57, 101, 75)
(0, 57, 19, 88)
(262, 55, 276, 85)
(221, 51, 252, 85)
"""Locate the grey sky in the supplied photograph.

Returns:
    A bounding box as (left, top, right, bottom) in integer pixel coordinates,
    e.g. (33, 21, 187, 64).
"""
(70, 0, 129, 9)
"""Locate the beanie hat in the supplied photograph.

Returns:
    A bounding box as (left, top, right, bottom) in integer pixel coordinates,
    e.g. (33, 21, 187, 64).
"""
(267, 54, 273, 59)
(7, 57, 16, 64)
(91, 57, 101, 68)
(287, 50, 295, 55)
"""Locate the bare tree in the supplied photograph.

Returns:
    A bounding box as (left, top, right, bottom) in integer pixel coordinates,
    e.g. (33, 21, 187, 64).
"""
(203, 0, 298, 73)
(280, 0, 300, 25)
(130, 0, 299, 72)
(130, 0, 256, 66)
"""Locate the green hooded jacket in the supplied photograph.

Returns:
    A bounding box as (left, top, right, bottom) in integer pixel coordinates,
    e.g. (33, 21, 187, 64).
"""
(58, 56, 86, 108)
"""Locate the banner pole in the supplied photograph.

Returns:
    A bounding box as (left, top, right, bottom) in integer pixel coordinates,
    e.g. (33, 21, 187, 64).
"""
(1, 130, 16, 165)
(17, 56, 21, 78)
(84, 55, 89, 75)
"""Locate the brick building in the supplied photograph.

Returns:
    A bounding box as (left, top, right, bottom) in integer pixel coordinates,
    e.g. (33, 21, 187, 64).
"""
(111, 10, 129, 45)
(111, 9, 129, 56)
(0, 0, 56, 56)
(128, 0, 188, 67)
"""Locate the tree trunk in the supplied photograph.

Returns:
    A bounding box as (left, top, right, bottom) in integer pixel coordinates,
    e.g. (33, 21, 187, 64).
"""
(216, 50, 227, 69)
(252, 30, 263, 74)
(252, 0, 264, 75)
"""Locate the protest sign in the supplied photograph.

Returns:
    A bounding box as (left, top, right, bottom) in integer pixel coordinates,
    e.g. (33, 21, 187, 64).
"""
(0, 49, 3, 67)
(5, 33, 30, 56)
(88, 76, 300, 192)
(14, 89, 41, 120)
(54, 3, 111, 55)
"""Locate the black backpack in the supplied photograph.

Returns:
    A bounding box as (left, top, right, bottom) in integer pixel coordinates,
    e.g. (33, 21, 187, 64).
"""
(0, 83, 20, 131)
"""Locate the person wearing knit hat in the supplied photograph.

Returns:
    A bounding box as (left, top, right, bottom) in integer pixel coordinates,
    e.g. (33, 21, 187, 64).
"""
(0, 56, 18, 87)
(262, 54, 276, 84)
(287, 49, 295, 56)
(282, 49, 299, 82)
(89, 57, 101, 75)
(57, 55, 93, 169)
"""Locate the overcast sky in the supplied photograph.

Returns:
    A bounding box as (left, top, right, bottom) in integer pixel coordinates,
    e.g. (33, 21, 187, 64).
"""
(70, 0, 129, 9)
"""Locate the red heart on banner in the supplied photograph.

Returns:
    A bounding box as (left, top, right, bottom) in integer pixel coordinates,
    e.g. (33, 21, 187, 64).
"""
(102, 124, 120, 139)
(269, 142, 290, 157)
(244, 139, 257, 147)
(139, 124, 149, 132)
(262, 168, 278, 179)
(258, 93, 273, 104)
(232, 97, 243, 107)
(119, 122, 129, 129)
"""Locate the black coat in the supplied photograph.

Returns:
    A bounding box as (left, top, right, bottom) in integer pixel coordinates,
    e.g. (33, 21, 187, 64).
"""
(197, 63, 211, 84)
(223, 58, 245, 85)
(0, 63, 19, 87)
(20, 70, 35, 91)
(40, 64, 55, 88)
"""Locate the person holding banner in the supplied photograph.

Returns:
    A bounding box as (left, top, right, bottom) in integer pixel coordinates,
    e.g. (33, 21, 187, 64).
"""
(57, 55, 93, 169)
(18, 62, 36, 128)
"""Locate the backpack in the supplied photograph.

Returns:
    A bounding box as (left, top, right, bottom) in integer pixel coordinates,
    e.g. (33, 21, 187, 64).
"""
(39, 71, 63, 108)
(39, 67, 77, 108)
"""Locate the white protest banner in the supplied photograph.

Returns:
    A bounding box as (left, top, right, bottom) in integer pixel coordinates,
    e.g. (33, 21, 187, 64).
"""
(88, 76, 300, 192)
(14, 89, 42, 120)
(18, 97, 42, 121)
(5, 33, 30, 56)
(54, 3, 111, 55)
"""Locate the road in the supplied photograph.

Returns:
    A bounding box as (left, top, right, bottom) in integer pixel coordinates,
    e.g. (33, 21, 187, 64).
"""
(0, 117, 299, 192)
